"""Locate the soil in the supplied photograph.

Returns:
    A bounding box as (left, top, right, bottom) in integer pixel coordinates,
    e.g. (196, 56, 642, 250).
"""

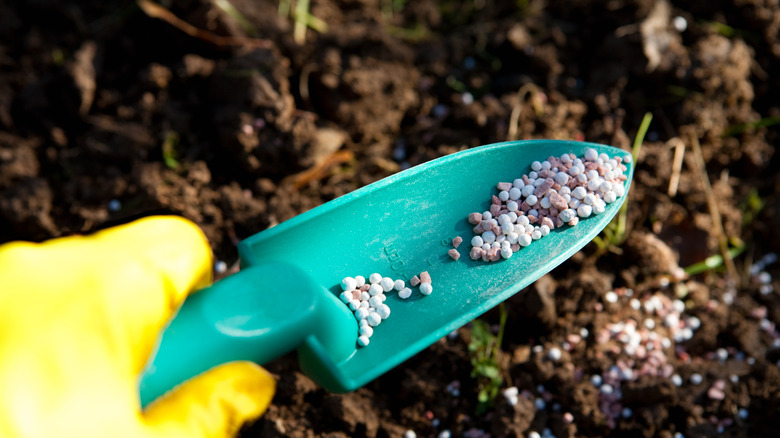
(1, 1, 779, 437)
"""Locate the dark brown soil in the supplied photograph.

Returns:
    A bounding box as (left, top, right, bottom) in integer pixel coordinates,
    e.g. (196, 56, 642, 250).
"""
(2, 1, 779, 437)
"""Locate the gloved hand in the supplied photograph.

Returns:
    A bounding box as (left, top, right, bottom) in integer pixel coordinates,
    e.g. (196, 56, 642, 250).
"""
(0, 216, 275, 437)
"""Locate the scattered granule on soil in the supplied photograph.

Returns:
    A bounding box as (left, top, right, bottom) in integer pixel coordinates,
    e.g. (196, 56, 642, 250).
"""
(566, 286, 766, 431)
(585, 289, 703, 428)
(462, 149, 630, 262)
(750, 252, 777, 296)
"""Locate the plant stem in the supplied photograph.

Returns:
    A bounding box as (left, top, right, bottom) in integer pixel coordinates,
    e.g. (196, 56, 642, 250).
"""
(496, 304, 507, 350)
(688, 131, 739, 284)
(294, 0, 310, 44)
(616, 112, 652, 243)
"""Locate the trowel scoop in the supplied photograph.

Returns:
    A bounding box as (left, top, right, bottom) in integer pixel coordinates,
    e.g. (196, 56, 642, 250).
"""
(139, 139, 634, 406)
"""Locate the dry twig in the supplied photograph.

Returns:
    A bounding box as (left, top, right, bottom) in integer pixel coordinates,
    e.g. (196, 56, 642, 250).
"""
(667, 137, 685, 197)
(137, 0, 272, 49)
(507, 83, 545, 141)
(286, 150, 354, 190)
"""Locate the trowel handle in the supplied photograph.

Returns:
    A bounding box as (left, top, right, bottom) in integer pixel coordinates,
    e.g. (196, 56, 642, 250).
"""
(138, 262, 356, 407)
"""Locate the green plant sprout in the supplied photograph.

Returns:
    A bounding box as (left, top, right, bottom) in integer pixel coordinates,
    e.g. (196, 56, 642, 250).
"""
(684, 246, 744, 276)
(278, 0, 327, 44)
(696, 19, 761, 44)
(701, 20, 737, 37)
(380, 0, 433, 42)
(724, 115, 780, 137)
(213, 0, 257, 36)
(665, 85, 702, 99)
(739, 187, 765, 228)
(384, 22, 431, 42)
(381, 0, 406, 20)
(162, 131, 181, 171)
(685, 186, 763, 276)
(591, 112, 652, 253)
(469, 303, 508, 414)
(445, 75, 467, 93)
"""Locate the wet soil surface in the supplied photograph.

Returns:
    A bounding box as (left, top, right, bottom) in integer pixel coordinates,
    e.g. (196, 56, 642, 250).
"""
(2, 1, 780, 437)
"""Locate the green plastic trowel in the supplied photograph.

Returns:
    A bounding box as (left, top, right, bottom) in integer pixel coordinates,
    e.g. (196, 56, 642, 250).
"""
(138, 139, 634, 406)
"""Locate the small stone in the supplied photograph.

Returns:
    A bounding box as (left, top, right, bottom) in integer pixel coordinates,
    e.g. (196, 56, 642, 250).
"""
(673, 16, 688, 32)
(707, 380, 726, 400)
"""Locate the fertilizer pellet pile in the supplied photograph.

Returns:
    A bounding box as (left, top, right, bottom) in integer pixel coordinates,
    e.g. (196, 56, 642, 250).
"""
(339, 271, 432, 348)
(449, 148, 631, 262)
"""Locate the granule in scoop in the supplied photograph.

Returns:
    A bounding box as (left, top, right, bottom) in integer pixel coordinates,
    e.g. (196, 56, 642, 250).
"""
(459, 148, 630, 262)
(339, 271, 433, 348)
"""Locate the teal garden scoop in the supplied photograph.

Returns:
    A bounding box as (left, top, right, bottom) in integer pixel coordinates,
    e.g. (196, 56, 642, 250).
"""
(139, 139, 634, 406)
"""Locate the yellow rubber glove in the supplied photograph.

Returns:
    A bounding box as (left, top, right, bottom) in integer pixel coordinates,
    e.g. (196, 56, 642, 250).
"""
(0, 216, 275, 438)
